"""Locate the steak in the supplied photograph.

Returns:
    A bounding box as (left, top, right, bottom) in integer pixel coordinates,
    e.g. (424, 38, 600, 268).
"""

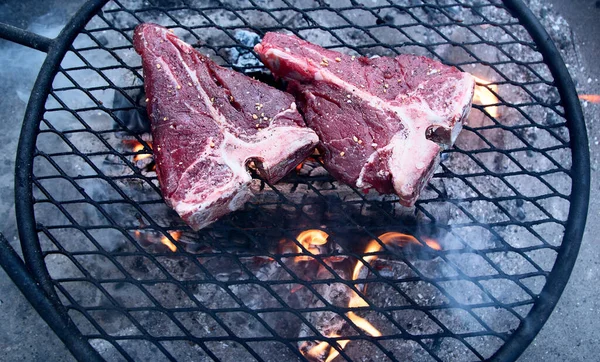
(134, 24, 318, 230)
(255, 33, 475, 206)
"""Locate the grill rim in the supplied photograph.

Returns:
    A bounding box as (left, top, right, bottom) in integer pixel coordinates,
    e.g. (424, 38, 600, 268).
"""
(10, 0, 590, 361)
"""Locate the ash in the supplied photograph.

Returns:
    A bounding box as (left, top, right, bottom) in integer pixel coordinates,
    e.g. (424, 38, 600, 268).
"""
(31, 0, 579, 361)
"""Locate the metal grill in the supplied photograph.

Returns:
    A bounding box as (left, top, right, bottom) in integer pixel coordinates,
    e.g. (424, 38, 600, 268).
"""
(5, 0, 590, 361)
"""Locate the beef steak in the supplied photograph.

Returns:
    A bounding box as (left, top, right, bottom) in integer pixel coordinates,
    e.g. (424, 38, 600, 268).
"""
(255, 33, 475, 206)
(134, 24, 318, 230)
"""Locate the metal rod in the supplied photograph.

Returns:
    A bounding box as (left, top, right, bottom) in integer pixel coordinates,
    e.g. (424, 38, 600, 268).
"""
(0, 233, 104, 362)
(0, 22, 54, 52)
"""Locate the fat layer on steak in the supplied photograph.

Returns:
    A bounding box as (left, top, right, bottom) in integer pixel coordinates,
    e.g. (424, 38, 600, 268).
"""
(255, 32, 475, 206)
(134, 24, 318, 230)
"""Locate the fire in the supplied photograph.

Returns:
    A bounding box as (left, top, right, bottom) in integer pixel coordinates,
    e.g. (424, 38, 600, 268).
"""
(472, 76, 499, 118)
(425, 238, 442, 250)
(300, 231, 440, 361)
(295, 229, 329, 261)
(132, 141, 153, 162)
(160, 231, 180, 252)
(301, 335, 350, 362)
(579, 94, 600, 103)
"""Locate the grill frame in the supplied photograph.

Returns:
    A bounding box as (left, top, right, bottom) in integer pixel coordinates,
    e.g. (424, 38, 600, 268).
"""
(4, 0, 590, 361)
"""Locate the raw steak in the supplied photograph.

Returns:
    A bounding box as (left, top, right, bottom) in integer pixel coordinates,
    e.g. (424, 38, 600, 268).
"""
(255, 33, 475, 206)
(134, 24, 318, 230)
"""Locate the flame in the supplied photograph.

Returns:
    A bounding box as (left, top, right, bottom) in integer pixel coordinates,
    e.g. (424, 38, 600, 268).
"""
(424, 238, 442, 250)
(301, 335, 350, 362)
(160, 231, 180, 252)
(579, 94, 600, 103)
(132, 141, 153, 162)
(295, 229, 329, 261)
(324, 339, 350, 362)
(344, 233, 431, 340)
(472, 76, 499, 118)
(299, 231, 441, 361)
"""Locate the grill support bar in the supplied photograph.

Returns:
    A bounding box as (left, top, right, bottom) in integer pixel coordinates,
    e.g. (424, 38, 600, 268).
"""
(0, 22, 54, 53)
(0, 233, 103, 362)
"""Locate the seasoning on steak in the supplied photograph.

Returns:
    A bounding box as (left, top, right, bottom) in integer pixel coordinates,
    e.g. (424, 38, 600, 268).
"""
(134, 24, 318, 230)
(255, 33, 475, 206)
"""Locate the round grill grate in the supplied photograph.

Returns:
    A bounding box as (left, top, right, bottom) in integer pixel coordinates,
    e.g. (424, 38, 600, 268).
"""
(13, 0, 589, 361)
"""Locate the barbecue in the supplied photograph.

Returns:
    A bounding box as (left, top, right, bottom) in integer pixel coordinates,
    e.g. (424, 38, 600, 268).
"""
(0, 1, 590, 362)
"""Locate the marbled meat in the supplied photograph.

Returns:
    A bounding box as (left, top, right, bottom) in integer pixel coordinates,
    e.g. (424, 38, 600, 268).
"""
(134, 24, 319, 230)
(255, 33, 475, 206)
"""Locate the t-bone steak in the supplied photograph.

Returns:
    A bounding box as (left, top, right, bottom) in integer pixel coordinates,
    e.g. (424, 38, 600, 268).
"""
(134, 24, 318, 230)
(255, 33, 475, 206)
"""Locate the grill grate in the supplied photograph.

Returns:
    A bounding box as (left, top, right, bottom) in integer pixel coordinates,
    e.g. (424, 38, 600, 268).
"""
(13, 0, 589, 361)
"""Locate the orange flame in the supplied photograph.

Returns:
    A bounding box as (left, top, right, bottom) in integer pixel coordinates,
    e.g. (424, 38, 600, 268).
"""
(472, 76, 499, 118)
(301, 231, 440, 361)
(579, 94, 600, 103)
(133, 141, 153, 162)
(301, 335, 350, 362)
(345, 232, 433, 341)
(295, 229, 329, 261)
(323, 338, 350, 362)
(160, 231, 180, 252)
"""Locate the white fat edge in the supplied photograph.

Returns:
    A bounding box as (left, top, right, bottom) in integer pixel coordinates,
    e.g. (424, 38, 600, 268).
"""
(389, 133, 441, 196)
(432, 73, 474, 145)
(355, 133, 403, 188)
(437, 72, 476, 120)
(228, 182, 253, 211)
(450, 121, 464, 145)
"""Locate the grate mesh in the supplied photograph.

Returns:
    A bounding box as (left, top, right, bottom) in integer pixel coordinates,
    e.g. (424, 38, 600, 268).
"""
(28, 0, 573, 361)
